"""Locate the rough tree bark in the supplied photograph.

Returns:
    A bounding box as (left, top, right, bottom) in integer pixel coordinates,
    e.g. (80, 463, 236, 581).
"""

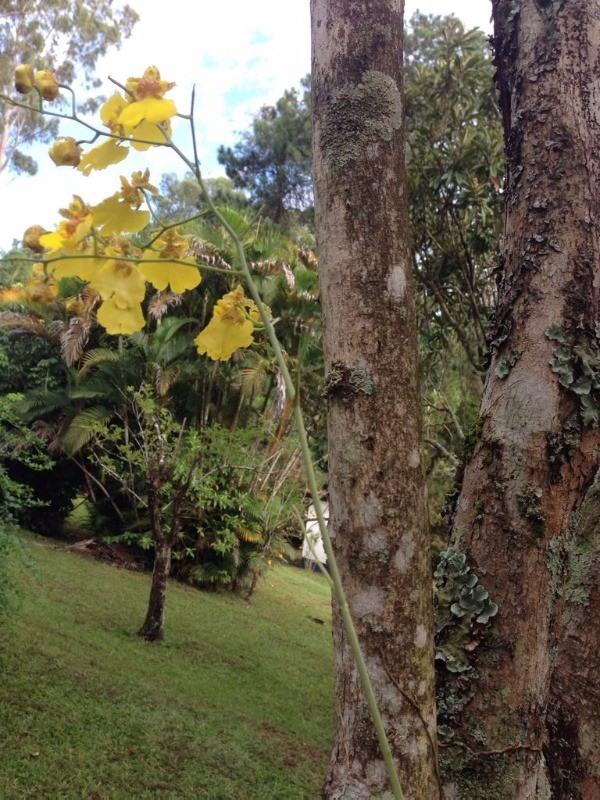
(441, 1, 600, 796)
(137, 489, 173, 642)
(311, 1, 438, 797)
(138, 540, 172, 642)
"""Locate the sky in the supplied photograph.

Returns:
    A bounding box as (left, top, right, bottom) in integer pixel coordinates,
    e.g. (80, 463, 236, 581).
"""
(0, 1, 493, 250)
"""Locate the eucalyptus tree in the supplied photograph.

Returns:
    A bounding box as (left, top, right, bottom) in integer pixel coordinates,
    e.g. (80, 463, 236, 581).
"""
(0, 0, 138, 175)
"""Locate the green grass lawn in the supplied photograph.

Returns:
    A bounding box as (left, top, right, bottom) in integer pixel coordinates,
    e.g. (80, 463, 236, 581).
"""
(0, 532, 333, 799)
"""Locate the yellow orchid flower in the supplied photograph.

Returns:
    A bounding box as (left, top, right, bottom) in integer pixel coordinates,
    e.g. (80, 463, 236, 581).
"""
(118, 97, 177, 136)
(90, 258, 146, 307)
(39, 195, 94, 256)
(126, 66, 175, 100)
(39, 213, 93, 254)
(80, 239, 147, 334)
(96, 297, 145, 335)
(139, 229, 201, 294)
(91, 194, 150, 235)
(78, 138, 129, 176)
(49, 251, 104, 281)
(24, 273, 59, 304)
(194, 285, 263, 361)
(120, 170, 158, 205)
(118, 67, 177, 137)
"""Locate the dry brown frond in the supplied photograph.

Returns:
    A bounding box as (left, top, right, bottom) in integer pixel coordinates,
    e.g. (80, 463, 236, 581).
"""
(152, 363, 179, 397)
(60, 316, 93, 365)
(147, 291, 184, 322)
(251, 259, 296, 290)
(32, 416, 69, 455)
(296, 246, 318, 269)
(0, 310, 60, 342)
(188, 238, 232, 270)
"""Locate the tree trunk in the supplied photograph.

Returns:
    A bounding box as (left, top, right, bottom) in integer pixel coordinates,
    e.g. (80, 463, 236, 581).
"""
(441, 1, 600, 796)
(138, 488, 173, 642)
(138, 538, 172, 642)
(311, 1, 438, 797)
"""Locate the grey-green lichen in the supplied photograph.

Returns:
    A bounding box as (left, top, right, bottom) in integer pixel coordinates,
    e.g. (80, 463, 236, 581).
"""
(434, 549, 498, 744)
(546, 322, 600, 426)
(321, 70, 402, 172)
(517, 485, 545, 537)
(324, 362, 374, 400)
(495, 350, 522, 379)
(533, 0, 565, 17)
(548, 476, 600, 611)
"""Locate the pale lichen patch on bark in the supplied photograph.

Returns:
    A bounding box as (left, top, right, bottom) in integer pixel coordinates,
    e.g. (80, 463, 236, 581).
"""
(386, 263, 407, 301)
(321, 70, 402, 173)
(391, 716, 421, 760)
(414, 623, 429, 648)
(352, 585, 385, 618)
(365, 760, 392, 791)
(365, 526, 388, 555)
(392, 533, 417, 574)
(408, 447, 422, 469)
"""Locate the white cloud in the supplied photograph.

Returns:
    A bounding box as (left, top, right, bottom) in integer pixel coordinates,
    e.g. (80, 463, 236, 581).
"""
(0, 0, 492, 249)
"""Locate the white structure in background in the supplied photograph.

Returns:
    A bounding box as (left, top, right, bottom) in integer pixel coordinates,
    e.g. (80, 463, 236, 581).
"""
(302, 501, 329, 568)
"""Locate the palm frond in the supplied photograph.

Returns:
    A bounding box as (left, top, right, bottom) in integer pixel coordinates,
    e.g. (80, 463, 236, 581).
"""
(17, 388, 71, 419)
(296, 246, 318, 269)
(214, 206, 257, 245)
(0, 311, 60, 343)
(61, 406, 113, 455)
(237, 525, 263, 544)
(188, 237, 233, 270)
(78, 348, 122, 377)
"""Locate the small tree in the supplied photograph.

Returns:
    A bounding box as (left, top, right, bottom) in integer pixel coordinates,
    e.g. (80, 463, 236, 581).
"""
(88, 389, 197, 640)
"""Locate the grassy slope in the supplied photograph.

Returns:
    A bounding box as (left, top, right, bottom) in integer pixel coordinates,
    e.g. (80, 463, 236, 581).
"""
(0, 533, 333, 799)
